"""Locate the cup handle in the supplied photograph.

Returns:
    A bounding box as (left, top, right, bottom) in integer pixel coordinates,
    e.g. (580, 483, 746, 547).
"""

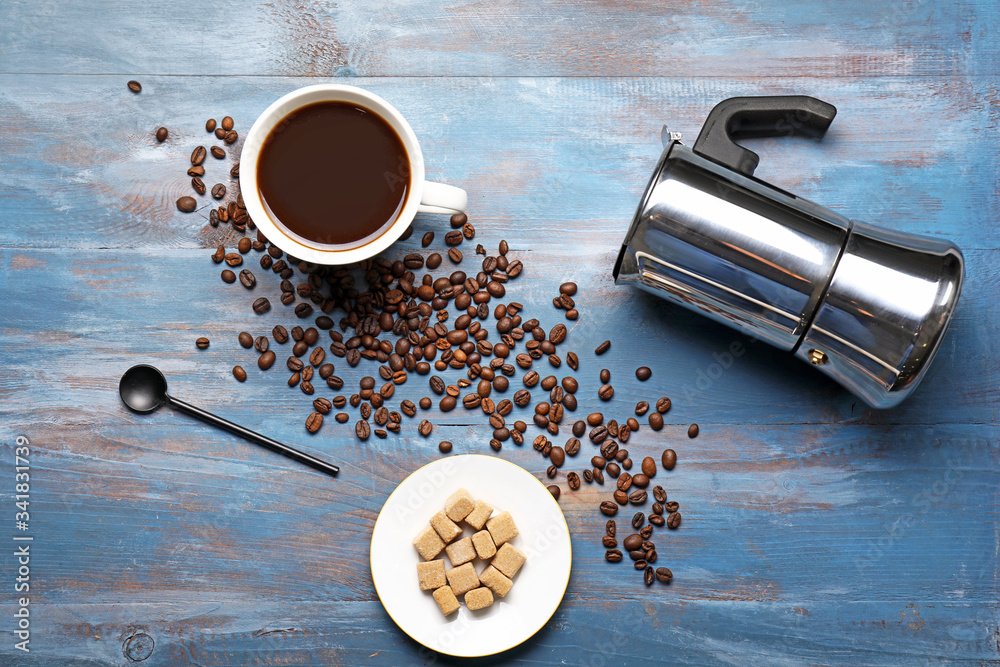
(418, 181, 468, 215)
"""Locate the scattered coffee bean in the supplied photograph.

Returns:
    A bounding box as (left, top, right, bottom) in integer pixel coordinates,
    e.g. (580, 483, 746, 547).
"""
(649, 514, 665, 527)
(641, 457, 657, 477)
(653, 485, 667, 503)
(252, 297, 271, 314)
(257, 350, 276, 370)
(206, 119, 217, 132)
(648, 412, 664, 430)
(655, 567, 673, 583)
(599, 501, 618, 516)
(631, 512, 645, 529)
(127, 80, 142, 93)
(355, 420, 371, 440)
(195, 337, 210, 349)
(595, 340, 611, 355)
(567, 472, 581, 490)
(547, 485, 560, 499)
(212, 183, 226, 199)
(635, 366, 652, 381)
(656, 397, 672, 413)
(600, 368, 611, 383)
(221, 269, 236, 283)
(254, 336, 269, 353)
(688, 423, 699, 438)
(232, 365, 247, 382)
(305, 412, 324, 433)
(567, 351, 579, 370)
(598, 384, 614, 400)
(155, 127, 168, 142)
(176, 196, 197, 212)
(239, 269, 256, 289)
(221, 116, 234, 131)
(605, 549, 623, 563)
(224, 130, 238, 144)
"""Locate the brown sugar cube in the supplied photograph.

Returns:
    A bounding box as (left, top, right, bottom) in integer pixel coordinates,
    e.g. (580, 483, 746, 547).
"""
(464, 499, 494, 530)
(445, 536, 476, 567)
(430, 510, 463, 543)
(412, 524, 445, 561)
(417, 559, 447, 591)
(432, 586, 460, 616)
(445, 562, 480, 596)
(464, 586, 494, 611)
(444, 488, 475, 522)
(479, 564, 513, 598)
(471, 530, 497, 560)
(486, 510, 519, 547)
(492, 542, 526, 578)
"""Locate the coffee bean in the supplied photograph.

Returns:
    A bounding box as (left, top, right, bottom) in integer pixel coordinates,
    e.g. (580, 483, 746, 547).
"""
(600, 440, 619, 460)
(547, 484, 560, 500)
(208, 146, 225, 159)
(589, 425, 608, 444)
(190, 145, 207, 166)
(623, 534, 642, 551)
(631, 512, 645, 529)
(640, 457, 657, 478)
(224, 253, 242, 267)
(218, 116, 233, 132)
(602, 535, 617, 548)
(605, 549, 623, 563)
(688, 423, 699, 438)
(205, 118, 217, 132)
(257, 350, 276, 370)
(154, 126, 168, 142)
(420, 231, 434, 247)
(635, 366, 652, 381)
(221, 269, 236, 283)
(127, 80, 142, 92)
(632, 473, 649, 488)
(252, 297, 270, 314)
(254, 336, 269, 353)
(617, 472, 633, 491)
(224, 130, 238, 144)
(564, 438, 580, 456)
(635, 401, 650, 416)
(438, 440, 452, 454)
(598, 384, 614, 401)
(236, 331, 252, 348)
(187, 165, 205, 177)
(667, 512, 681, 529)
(232, 365, 247, 382)
(295, 303, 314, 318)
(641, 565, 654, 586)
(195, 337, 210, 349)
(462, 222, 476, 239)
(176, 196, 197, 212)
(418, 419, 432, 436)
(559, 282, 577, 296)
(269, 325, 287, 344)
(211, 183, 226, 199)
(548, 323, 567, 344)
(653, 485, 667, 503)
(592, 467, 605, 484)
(236, 269, 255, 289)
(450, 212, 467, 228)
(629, 489, 647, 504)
(230, 162, 241, 178)
(656, 397, 672, 413)
(355, 420, 371, 440)
(600, 368, 611, 383)
(655, 567, 672, 583)
(567, 351, 579, 370)
(649, 514, 665, 526)
(613, 490, 628, 504)
(595, 340, 611, 355)
(665, 501, 679, 513)
(448, 247, 463, 263)
(648, 412, 664, 430)
(305, 412, 323, 433)
(445, 230, 463, 245)
(599, 501, 618, 516)
(567, 471, 581, 490)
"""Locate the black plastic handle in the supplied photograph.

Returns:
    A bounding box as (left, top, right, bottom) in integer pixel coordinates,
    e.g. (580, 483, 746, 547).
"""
(692, 96, 837, 177)
(166, 394, 340, 477)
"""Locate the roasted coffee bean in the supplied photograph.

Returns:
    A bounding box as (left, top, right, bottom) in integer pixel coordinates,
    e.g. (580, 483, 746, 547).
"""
(549, 323, 567, 344)
(420, 231, 434, 247)
(564, 438, 580, 456)
(586, 412, 603, 426)
(655, 567, 673, 583)
(589, 425, 608, 443)
(641, 457, 657, 477)
(571, 420, 586, 437)
(617, 424, 631, 443)
(447, 247, 463, 263)
(667, 512, 682, 529)
(631, 512, 645, 529)
(635, 366, 652, 381)
(191, 145, 207, 166)
(602, 535, 617, 548)
(220, 116, 235, 131)
(438, 440, 453, 454)
(445, 230, 463, 245)
(648, 412, 664, 430)
(629, 489, 647, 504)
(649, 514, 665, 527)
(606, 420, 619, 438)
(176, 196, 197, 212)
(304, 412, 323, 433)
(232, 365, 247, 382)
(631, 473, 649, 488)
(613, 490, 629, 504)
(224, 130, 238, 144)
(462, 222, 476, 239)
(546, 484, 560, 499)
(606, 462, 621, 478)
(257, 350, 276, 370)
(561, 377, 578, 394)
(598, 384, 614, 401)
(187, 165, 205, 177)
(211, 183, 226, 199)
(440, 395, 457, 411)
(639, 525, 654, 541)
(237, 331, 253, 348)
(210, 146, 226, 159)
(558, 281, 577, 296)
(522, 370, 540, 387)
(127, 80, 142, 93)
(688, 423, 699, 438)
(600, 440, 619, 460)
(595, 340, 611, 355)
(617, 472, 633, 492)
(253, 336, 269, 353)
(605, 549, 623, 563)
(155, 126, 168, 142)
(566, 351, 579, 371)
(653, 485, 667, 503)
(195, 337, 210, 349)
(635, 401, 650, 416)
(661, 449, 677, 471)
(623, 534, 642, 551)
(599, 368, 611, 384)
(238, 269, 255, 289)
(271, 325, 288, 344)
(545, 464, 557, 478)
(644, 565, 655, 586)
(252, 297, 270, 314)
(567, 471, 581, 490)
(512, 389, 531, 407)
(656, 397, 672, 413)
(295, 303, 313, 318)
(592, 467, 605, 484)
(311, 397, 332, 415)
(665, 501, 680, 513)
(417, 419, 433, 436)
(582, 469, 593, 483)
(237, 237, 252, 254)
(287, 356, 304, 372)
(355, 420, 371, 440)
(224, 253, 243, 267)
(212, 245, 225, 263)
(599, 501, 618, 516)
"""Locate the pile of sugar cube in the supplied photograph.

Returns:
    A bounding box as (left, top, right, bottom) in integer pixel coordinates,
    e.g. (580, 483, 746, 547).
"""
(413, 488, 526, 616)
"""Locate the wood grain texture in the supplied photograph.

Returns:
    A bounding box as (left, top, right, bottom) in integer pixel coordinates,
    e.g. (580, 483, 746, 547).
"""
(0, 0, 998, 664)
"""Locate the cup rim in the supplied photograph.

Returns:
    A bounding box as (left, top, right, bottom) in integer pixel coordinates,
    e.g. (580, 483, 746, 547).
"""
(240, 84, 426, 265)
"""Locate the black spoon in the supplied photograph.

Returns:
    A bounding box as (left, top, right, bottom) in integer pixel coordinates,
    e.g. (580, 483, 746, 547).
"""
(119, 364, 339, 477)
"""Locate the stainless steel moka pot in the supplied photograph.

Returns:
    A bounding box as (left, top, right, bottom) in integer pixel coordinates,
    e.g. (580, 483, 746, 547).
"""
(614, 96, 964, 408)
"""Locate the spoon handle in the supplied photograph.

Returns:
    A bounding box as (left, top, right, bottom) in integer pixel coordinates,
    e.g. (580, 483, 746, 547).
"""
(166, 395, 339, 477)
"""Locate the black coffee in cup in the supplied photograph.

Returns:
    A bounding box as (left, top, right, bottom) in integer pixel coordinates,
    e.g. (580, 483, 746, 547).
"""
(257, 101, 409, 247)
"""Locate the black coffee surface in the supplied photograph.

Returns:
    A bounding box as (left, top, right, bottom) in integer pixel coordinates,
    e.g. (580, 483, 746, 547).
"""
(257, 101, 409, 246)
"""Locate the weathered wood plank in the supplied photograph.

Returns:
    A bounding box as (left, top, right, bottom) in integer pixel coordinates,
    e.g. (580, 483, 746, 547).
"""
(0, 0, 997, 78)
(0, 246, 995, 427)
(0, 75, 997, 250)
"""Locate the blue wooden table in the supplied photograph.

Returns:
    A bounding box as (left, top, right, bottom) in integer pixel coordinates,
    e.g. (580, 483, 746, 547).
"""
(1, 1, 997, 664)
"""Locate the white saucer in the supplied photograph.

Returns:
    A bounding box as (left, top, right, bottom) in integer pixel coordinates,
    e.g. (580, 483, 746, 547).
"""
(370, 455, 572, 657)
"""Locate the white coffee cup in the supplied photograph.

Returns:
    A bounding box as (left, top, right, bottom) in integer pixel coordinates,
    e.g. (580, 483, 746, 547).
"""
(240, 84, 467, 265)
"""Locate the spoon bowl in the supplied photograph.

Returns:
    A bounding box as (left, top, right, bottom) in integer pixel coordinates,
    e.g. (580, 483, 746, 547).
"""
(119, 364, 169, 413)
